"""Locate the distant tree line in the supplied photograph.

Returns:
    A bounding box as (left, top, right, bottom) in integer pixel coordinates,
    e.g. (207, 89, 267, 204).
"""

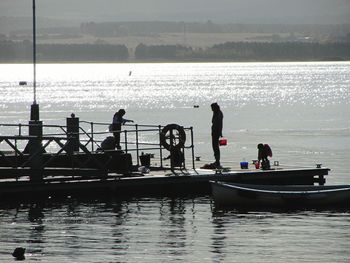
(38, 43, 128, 61)
(0, 40, 129, 62)
(134, 44, 192, 60)
(1, 40, 350, 62)
(200, 42, 350, 61)
(134, 42, 350, 61)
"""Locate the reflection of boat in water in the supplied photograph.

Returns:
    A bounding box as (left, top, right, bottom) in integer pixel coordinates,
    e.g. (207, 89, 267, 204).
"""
(210, 181, 350, 209)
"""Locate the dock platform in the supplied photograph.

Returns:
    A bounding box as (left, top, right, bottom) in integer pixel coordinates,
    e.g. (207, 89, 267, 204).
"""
(0, 165, 329, 200)
(0, 115, 330, 201)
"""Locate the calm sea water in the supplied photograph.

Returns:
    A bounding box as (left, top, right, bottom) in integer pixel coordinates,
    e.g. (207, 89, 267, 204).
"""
(0, 62, 350, 262)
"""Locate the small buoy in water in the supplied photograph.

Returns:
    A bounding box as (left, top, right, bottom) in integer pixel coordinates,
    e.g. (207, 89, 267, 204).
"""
(19, 81, 27, 86)
(193, 105, 199, 108)
(12, 247, 25, 260)
(129, 71, 132, 76)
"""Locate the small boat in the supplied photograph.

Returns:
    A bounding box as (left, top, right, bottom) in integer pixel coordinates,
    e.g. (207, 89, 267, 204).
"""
(210, 181, 350, 208)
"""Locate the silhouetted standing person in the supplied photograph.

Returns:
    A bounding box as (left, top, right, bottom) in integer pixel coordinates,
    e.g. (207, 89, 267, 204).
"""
(211, 103, 223, 168)
(112, 109, 133, 149)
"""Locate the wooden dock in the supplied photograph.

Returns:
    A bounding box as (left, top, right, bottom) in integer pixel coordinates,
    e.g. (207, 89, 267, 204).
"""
(0, 165, 329, 200)
(0, 115, 330, 202)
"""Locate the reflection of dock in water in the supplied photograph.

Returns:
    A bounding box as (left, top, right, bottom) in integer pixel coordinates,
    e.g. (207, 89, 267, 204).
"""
(0, 114, 330, 201)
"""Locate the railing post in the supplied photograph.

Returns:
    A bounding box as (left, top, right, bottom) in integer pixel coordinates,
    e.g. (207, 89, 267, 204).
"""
(14, 138, 18, 170)
(182, 146, 186, 169)
(158, 125, 163, 168)
(90, 122, 94, 152)
(190, 127, 195, 169)
(135, 124, 139, 166)
(124, 130, 128, 153)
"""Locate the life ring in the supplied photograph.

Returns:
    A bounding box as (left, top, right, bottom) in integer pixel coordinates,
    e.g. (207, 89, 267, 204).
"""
(160, 124, 186, 151)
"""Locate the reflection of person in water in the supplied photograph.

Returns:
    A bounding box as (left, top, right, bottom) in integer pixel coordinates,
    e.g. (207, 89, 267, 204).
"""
(258, 143, 272, 170)
(112, 109, 133, 149)
(211, 103, 223, 168)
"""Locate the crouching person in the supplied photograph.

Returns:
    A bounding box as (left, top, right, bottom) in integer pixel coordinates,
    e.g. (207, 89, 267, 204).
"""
(257, 143, 272, 170)
(98, 136, 116, 151)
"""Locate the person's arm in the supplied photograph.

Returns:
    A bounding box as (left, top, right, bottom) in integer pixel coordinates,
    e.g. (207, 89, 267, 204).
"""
(258, 149, 262, 162)
(122, 118, 134, 124)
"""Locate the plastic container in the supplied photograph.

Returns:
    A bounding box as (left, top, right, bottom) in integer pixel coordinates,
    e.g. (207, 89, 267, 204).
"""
(240, 161, 249, 169)
(255, 162, 260, 169)
(219, 137, 227, 146)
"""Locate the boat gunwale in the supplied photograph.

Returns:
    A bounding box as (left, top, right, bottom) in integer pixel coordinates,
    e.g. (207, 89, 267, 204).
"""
(211, 181, 350, 195)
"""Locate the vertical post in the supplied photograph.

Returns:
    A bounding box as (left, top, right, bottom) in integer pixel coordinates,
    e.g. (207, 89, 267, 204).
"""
(158, 125, 163, 168)
(169, 129, 174, 169)
(90, 122, 94, 152)
(14, 138, 18, 170)
(135, 124, 139, 166)
(182, 147, 186, 169)
(66, 114, 80, 153)
(30, 0, 40, 123)
(32, 0, 37, 104)
(124, 130, 128, 153)
(190, 127, 195, 169)
(25, 0, 43, 182)
(30, 103, 40, 121)
(28, 120, 43, 181)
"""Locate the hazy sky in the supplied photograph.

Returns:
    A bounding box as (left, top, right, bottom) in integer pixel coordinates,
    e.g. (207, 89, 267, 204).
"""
(1, 0, 349, 24)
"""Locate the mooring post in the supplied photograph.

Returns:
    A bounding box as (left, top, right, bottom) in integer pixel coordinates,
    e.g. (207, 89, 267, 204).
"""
(66, 113, 80, 154)
(28, 119, 43, 181)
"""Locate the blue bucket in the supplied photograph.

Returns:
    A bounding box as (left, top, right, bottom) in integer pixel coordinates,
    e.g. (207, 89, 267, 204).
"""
(240, 161, 249, 169)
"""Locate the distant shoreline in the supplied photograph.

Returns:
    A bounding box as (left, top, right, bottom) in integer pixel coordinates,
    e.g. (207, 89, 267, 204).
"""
(1, 58, 349, 64)
(1, 41, 349, 63)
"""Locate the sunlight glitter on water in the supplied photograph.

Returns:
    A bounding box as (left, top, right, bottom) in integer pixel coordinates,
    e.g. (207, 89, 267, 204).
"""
(1, 62, 349, 111)
(1, 62, 350, 263)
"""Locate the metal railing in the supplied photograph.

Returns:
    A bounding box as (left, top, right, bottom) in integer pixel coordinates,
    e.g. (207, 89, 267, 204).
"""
(0, 119, 196, 173)
(78, 120, 195, 170)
